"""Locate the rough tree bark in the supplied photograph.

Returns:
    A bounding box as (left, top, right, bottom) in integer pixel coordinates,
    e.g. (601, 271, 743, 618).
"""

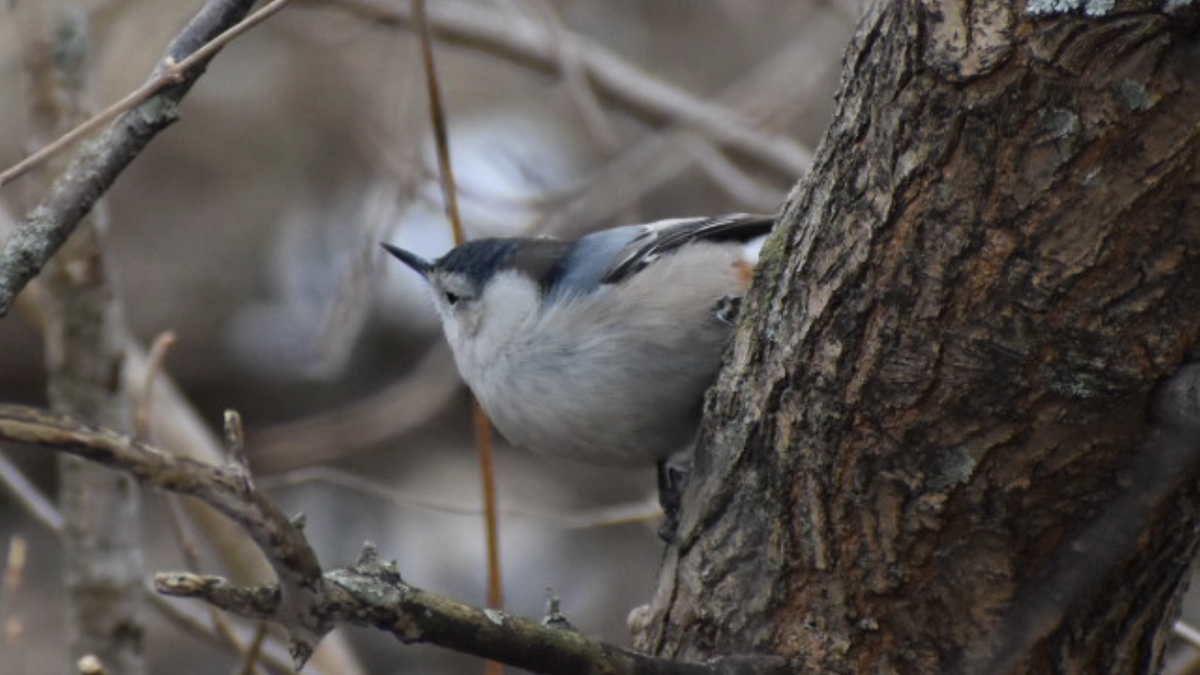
(636, 3, 1200, 674)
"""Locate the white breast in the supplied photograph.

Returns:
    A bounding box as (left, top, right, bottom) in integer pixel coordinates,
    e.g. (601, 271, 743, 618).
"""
(448, 243, 748, 466)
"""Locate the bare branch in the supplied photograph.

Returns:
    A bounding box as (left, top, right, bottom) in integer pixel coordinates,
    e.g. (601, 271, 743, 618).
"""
(0, 0, 270, 317)
(471, 398, 504, 611)
(535, 26, 837, 237)
(156, 543, 735, 675)
(235, 622, 272, 675)
(412, 0, 465, 247)
(250, 343, 460, 472)
(522, 0, 623, 152)
(257, 465, 662, 529)
(0, 439, 300, 674)
(0, 0, 300, 189)
(322, 0, 812, 178)
(1, 535, 29, 659)
(410, 0, 507, 643)
(0, 404, 775, 675)
(0, 404, 326, 664)
(0, 450, 64, 531)
(133, 330, 177, 441)
(147, 594, 304, 675)
(224, 409, 253, 483)
(1174, 621, 1200, 651)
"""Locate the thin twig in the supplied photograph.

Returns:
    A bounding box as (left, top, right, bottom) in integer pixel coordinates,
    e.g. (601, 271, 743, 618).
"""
(0, 405, 327, 665)
(473, 398, 504, 612)
(258, 465, 662, 529)
(148, 594, 303, 675)
(0, 0, 284, 318)
(0, 0, 301, 188)
(523, 0, 622, 152)
(236, 622, 272, 675)
(134, 330, 177, 441)
(0, 449, 285, 674)
(411, 0, 507, 652)
(681, 135, 783, 209)
(134, 328, 247, 668)
(0, 213, 356, 673)
(155, 543, 741, 675)
(250, 343, 460, 472)
(321, 0, 811, 178)
(536, 24, 839, 237)
(1, 535, 29, 661)
(412, 0, 465, 247)
(224, 409, 253, 484)
(0, 404, 751, 675)
(160, 490, 270, 675)
(0, 418, 289, 674)
(1177, 621, 1200, 651)
(0, 450, 64, 531)
(0, 453, 283, 674)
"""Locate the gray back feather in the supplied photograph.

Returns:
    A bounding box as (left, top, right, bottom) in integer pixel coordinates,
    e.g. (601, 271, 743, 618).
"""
(546, 225, 642, 301)
(546, 214, 773, 302)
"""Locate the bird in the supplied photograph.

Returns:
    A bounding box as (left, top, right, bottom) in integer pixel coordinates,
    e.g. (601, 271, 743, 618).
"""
(382, 214, 774, 521)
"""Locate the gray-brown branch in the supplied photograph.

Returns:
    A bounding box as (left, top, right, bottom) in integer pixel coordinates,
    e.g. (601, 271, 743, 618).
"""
(0, 0, 259, 318)
(322, 0, 811, 179)
(0, 405, 326, 663)
(155, 543, 783, 675)
(0, 404, 777, 675)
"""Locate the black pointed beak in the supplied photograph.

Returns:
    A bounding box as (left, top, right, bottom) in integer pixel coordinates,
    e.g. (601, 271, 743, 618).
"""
(381, 242, 433, 279)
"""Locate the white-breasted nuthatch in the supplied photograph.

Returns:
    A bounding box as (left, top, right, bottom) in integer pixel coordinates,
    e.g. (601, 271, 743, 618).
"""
(382, 214, 774, 468)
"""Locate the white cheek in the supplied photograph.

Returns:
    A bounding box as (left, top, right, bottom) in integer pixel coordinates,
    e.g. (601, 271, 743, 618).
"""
(442, 308, 479, 345)
(440, 312, 462, 345)
(445, 273, 540, 370)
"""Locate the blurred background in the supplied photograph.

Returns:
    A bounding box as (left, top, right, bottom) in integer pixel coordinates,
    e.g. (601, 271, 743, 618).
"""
(0, 0, 855, 673)
(7, 3, 1200, 675)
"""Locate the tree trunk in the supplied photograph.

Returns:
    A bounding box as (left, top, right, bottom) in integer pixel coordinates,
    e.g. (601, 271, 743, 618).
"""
(635, 3, 1200, 674)
(23, 7, 145, 674)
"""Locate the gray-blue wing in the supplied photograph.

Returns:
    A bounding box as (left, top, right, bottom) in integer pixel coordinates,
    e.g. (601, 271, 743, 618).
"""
(546, 225, 643, 301)
(601, 213, 774, 284)
(547, 214, 774, 301)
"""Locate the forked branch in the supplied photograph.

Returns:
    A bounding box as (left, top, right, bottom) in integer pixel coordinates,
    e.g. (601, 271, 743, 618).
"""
(0, 0, 273, 317)
(0, 404, 785, 675)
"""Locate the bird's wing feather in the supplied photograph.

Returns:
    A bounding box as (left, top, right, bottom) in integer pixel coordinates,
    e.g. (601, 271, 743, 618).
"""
(545, 214, 773, 301)
(601, 213, 774, 285)
(545, 225, 641, 300)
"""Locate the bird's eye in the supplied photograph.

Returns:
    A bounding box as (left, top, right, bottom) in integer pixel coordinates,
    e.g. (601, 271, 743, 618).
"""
(444, 291, 461, 306)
